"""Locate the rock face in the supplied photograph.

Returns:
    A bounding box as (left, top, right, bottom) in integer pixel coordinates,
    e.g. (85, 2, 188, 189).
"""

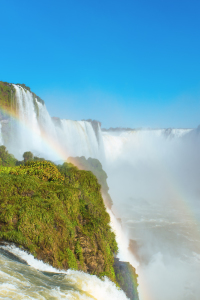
(67, 156, 113, 208)
(0, 80, 140, 296)
(0, 81, 15, 114)
(0, 159, 118, 282)
(67, 157, 140, 298)
(102, 127, 134, 132)
(114, 258, 139, 300)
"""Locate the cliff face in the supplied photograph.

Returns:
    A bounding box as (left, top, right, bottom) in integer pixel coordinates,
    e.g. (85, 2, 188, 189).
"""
(65, 157, 140, 300)
(82, 119, 101, 141)
(114, 258, 139, 300)
(0, 81, 15, 119)
(0, 81, 139, 298)
(0, 159, 118, 282)
(0, 81, 45, 145)
(67, 156, 113, 208)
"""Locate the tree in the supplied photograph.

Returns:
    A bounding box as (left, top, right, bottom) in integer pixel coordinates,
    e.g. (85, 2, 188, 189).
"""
(0, 145, 17, 166)
(23, 151, 33, 163)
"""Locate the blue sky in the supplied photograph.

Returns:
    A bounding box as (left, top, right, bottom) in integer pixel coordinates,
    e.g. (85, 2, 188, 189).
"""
(0, 0, 200, 128)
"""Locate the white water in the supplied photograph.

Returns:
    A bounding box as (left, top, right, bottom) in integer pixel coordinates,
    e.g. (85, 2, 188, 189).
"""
(0, 123, 3, 145)
(1, 84, 191, 163)
(4, 85, 102, 162)
(102, 129, 192, 162)
(104, 129, 200, 300)
(0, 244, 128, 300)
(1, 84, 200, 299)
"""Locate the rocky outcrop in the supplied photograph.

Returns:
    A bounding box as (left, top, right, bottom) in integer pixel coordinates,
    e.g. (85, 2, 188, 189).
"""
(15, 83, 45, 105)
(0, 159, 118, 283)
(67, 156, 113, 208)
(51, 116, 62, 127)
(102, 127, 134, 132)
(66, 156, 140, 298)
(0, 81, 15, 119)
(114, 258, 139, 300)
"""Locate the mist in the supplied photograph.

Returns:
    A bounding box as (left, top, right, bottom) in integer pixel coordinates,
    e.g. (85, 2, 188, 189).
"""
(103, 128, 200, 300)
(2, 85, 200, 299)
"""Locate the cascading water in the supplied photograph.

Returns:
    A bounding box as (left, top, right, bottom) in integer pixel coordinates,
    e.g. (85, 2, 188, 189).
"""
(101, 129, 192, 162)
(4, 85, 103, 162)
(56, 119, 101, 159)
(1, 84, 200, 300)
(8, 85, 46, 159)
(103, 129, 200, 300)
(0, 123, 3, 145)
(0, 244, 128, 300)
(4, 85, 191, 164)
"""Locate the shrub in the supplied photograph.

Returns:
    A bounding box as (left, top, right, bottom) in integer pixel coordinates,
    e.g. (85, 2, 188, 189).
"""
(23, 151, 34, 162)
(0, 145, 17, 167)
(0, 160, 118, 282)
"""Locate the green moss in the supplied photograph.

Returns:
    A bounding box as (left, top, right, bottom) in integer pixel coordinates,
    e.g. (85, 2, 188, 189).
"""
(75, 241, 84, 265)
(66, 248, 78, 270)
(16, 83, 31, 92)
(0, 81, 16, 113)
(64, 157, 113, 208)
(15, 83, 44, 106)
(113, 258, 139, 300)
(0, 81, 44, 121)
(0, 159, 118, 283)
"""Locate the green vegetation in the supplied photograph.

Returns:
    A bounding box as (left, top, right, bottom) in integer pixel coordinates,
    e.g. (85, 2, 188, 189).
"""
(0, 81, 16, 113)
(0, 81, 44, 119)
(10, 161, 65, 183)
(0, 147, 49, 167)
(0, 147, 118, 282)
(23, 151, 34, 163)
(12, 83, 44, 117)
(16, 83, 31, 92)
(0, 145, 17, 167)
(114, 258, 139, 300)
(15, 83, 45, 106)
(66, 157, 113, 208)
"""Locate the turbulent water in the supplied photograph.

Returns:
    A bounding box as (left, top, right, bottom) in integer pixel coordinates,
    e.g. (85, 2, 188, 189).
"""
(0, 244, 128, 300)
(104, 129, 200, 300)
(1, 84, 200, 299)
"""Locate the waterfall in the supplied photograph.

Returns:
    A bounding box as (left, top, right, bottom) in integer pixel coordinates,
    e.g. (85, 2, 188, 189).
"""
(101, 129, 192, 163)
(0, 122, 3, 145)
(2, 84, 191, 164)
(1, 84, 199, 299)
(102, 127, 200, 300)
(7, 85, 45, 159)
(0, 244, 129, 300)
(57, 119, 101, 159)
(4, 85, 102, 161)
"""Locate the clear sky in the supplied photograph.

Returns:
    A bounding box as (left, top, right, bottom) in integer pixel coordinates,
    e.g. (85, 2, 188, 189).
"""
(0, 0, 200, 128)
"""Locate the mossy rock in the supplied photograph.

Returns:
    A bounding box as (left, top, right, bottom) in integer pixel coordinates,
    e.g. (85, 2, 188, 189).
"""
(0, 160, 118, 283)
(65, 157, 113, 208)
(113, 258, 139, 300)
(0, 81, 44, 121)
(15, 83, 44, 105)
(0, 81, 16, 114)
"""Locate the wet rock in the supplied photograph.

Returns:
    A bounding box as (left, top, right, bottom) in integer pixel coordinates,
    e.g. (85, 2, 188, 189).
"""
(113, 258, 139, 300)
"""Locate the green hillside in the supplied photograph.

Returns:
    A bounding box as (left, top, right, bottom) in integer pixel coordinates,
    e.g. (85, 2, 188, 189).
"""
(0, 155, 118, 282)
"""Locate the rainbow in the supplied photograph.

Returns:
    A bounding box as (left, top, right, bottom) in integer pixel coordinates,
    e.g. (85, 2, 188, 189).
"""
(0, 105, 69, 162)
(136, 162, 200, 300)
